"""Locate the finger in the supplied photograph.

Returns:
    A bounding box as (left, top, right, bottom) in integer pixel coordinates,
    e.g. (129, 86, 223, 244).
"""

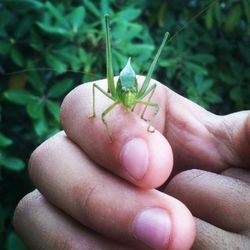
(61, 78, 173, 189)
(206, 111, 250, 170)
(13, 190, 130, 250)
(29, 132, 195, 250)
(165, 169, 250, 233)
(222, 167, 250, 185)
(192, 218, 250, 250)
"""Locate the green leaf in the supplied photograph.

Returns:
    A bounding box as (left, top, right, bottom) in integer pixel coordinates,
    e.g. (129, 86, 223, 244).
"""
(68, 6, 85, 30)
(16, 16, 34, 39)
(26, 99, 44, 119)
(55, 50, 81, 71)
(0, 8, 12, 29)
(33, 117, 48, 137)
(117, 23, 142, 42)
(0, 133, 12, 147)
(116, 8, 141, 22)
(78, 48, 87, 62)
(30, 30, 44, 51)
(190, 54, 216, 64)
(46, 100, 60, 121)
(6, 231, 27, 250)
(27, 60, 44, 93)
(243, 0, 250, 23)
(36, 22, 72, 38)
(83, 0, 100, 18)
(225, 4, 242, 32)
(46, 54, 68, 73)
(125, 44, 154, 56)
(205, 92, 223, 104)
(4, 89, 34, 105)
(159, 58, 178, 67)
(219, 72, 236, 85)
(214, 1, 222, 24)
(4, 0, 43, 11)
(48, 78, 73, 98)
(112, 50, 127, 67)
(10, 47, 24, 66)
(205, 4, 214, 29)
(0, 41, 11, 55)
(45, 1, 67, 26)
(230, 86, 243, 102)
(197, 79, 214, 94)
(184, 62, 208, 76)
(0, 156, 25, 171)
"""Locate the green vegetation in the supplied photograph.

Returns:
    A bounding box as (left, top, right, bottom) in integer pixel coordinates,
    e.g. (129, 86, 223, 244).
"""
(0, 0, 249, 248)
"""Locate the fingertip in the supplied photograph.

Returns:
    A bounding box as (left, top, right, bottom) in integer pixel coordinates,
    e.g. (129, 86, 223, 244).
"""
(134, 131, 173, 189)
(60, 81, 172, 189)
(153, 191, 195, 250)
(170, 199, 196, 250)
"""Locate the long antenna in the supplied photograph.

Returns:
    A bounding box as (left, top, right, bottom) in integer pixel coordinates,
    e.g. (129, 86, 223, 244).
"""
(169, 0, 218, 42)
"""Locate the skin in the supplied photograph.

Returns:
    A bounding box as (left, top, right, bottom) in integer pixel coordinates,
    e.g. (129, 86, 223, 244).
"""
(13, 77, 250, 249)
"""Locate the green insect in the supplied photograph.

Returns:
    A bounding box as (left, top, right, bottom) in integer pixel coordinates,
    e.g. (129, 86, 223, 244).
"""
(89, 14, 169, 140)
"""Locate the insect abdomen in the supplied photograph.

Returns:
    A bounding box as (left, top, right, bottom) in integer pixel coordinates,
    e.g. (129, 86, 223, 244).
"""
(121, 90, 137, 109)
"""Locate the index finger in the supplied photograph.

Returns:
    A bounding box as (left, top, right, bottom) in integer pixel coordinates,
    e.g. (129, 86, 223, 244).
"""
(61, 77, 172, 189)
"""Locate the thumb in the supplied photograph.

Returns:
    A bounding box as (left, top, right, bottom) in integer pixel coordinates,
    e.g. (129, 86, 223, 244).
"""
(61, 78, 172, 189)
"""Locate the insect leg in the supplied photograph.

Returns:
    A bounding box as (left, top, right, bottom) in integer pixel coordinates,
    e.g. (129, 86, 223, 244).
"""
(138, 32, 169, 97)
(102, 101, 120, 140)
(105, 15, 116, 98)
(89, 83, 116, 118)
(138, 83, 157, 120)
(136, 100, 159, 133)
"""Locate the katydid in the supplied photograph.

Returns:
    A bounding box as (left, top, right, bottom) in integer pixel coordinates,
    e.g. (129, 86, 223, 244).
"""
(89, 14, 169, 140)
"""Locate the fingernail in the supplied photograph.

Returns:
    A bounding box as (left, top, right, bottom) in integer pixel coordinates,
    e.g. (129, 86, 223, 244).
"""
(120, 138, 148, 180)
(133, 208, 171, 250)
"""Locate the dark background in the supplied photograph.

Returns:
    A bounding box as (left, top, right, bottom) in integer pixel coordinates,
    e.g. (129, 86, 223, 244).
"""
(0, 0, 250, 249)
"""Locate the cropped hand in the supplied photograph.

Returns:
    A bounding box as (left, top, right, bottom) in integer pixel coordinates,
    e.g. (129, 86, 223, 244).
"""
(14, 78, 250, 249)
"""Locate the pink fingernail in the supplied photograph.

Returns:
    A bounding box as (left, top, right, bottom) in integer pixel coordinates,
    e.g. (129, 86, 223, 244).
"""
(133, 208, 171, 250)
(120, 138, 148, 180)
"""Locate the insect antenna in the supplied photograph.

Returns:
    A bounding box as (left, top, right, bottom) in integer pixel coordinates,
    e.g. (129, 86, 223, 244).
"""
(139, 0, 218, 84)
(168, 0, 218, 43)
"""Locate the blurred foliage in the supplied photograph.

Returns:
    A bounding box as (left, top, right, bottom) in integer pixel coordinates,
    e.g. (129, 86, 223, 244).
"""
(0, 0, 250, 248)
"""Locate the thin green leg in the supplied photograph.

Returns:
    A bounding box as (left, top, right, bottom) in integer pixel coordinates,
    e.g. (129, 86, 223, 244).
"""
(89, 83, 116, 118)
(137, 100, 159, 133)
(138, 83, 157, 120)
(102, 101, 120, 140)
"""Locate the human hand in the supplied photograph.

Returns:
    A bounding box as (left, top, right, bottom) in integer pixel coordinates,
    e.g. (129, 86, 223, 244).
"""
(13, 78, 250, 249)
